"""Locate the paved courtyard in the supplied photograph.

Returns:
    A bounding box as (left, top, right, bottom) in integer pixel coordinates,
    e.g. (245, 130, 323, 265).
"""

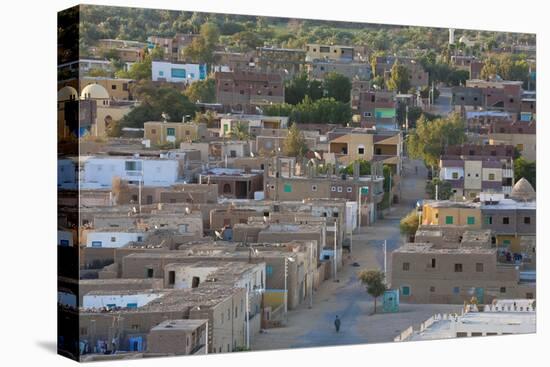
(251, 159, 462, 351)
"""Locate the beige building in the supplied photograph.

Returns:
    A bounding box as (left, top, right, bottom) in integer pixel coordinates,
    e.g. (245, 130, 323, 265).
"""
(80, 77, 135, 101)
(305, 44, 355, 61)
(144, 121, 208, 146)
(421, 200, 482, 228)
(79, 286, 246, 356)
(327, 128, 402, 173)
(488, 121, 536, 161)
(147, 319, 208, 355)
(390, 227, 535, 304)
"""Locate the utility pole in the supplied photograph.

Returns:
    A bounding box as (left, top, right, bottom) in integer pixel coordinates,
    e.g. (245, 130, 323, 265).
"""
(138, 160, 143, 214)
(205, 320, 209, 354)
(383, 240, 387, 278)
(435, 183, 439, 201)
(284, 258, 287, 320)
(388, 171, 392, 209)
(309, 244, 314, 309)
(333, 221, 338, 281)
(245, 289, 250, 349)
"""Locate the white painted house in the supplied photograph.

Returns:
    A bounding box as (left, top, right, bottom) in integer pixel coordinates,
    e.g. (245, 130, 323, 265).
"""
(152, 61, 206, 83)
(58, 230, 74, 247)
(58, 158, 77, 189)
(85, 230, 145, 248)
(440, 165, 465, 181)
(80, 156, 180, 189)
(82, 291, 165, 309)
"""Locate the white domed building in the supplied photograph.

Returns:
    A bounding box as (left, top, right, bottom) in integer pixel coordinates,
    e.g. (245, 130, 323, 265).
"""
(510, 178, 536, 202)
(77, 83, 135, 138)
(58, 86, 79, 102)
(80, 83, 110, 106)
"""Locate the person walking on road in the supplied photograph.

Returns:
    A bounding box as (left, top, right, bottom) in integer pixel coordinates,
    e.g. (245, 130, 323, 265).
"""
(334, 315, 341, 333)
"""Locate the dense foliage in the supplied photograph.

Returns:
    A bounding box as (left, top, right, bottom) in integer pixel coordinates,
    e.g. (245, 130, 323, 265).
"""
(79, 5, 534, 56)
(264, 97, 352, 125)
(121, 83, 197, 127)
(406, 113, 466, 168)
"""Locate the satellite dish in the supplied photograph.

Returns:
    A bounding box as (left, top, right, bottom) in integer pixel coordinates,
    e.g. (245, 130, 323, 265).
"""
(185, 207, 191, 215)
(314, 151, 322, 160)
(250, 152, 255, 158)
(214, 230, 223, 240)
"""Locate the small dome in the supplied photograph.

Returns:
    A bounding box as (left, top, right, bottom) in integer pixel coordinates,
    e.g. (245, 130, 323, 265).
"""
(58, 86, 78, 101)
(80, 83, 109, 100)
(510, 178, 536, 201)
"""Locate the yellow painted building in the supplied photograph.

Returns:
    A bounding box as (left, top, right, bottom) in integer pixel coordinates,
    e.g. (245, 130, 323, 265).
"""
(422, 201, 482, 228)
(144, 121, 208, 146)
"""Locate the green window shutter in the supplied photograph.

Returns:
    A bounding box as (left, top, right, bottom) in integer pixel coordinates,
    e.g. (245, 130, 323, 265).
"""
(445, 216, 454, 225)
(167, 128, 175, 136)
(283, 184, 292, 193)
(467, 216, 475, 225)
(401, 286, 410, 296)
(484, 216, 492, 225)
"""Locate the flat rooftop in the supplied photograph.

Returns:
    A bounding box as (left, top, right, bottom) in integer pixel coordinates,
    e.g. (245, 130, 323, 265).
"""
(407, 310, 535, 341)
(394, 243, 496, 255)
(151, 319, 208, 332)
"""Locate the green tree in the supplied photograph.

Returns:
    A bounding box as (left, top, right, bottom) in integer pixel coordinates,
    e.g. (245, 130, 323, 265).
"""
(285, 73, 309, 105)
(285, 73, 323, 105)
(406, 113, 466, 170)
(358, 270, 387, 314)
(400, 210, 420, 238)
(397, 105, 423, 129)
(184, 78, 216, 103)
(232, 30, 263, 50)
(87, 68, 111, 77)
(200, 22, 220, 46)
(262, 103, 294, 117)
(283, 123, 308, 158)
(194, 110, 217, 127)
(514, 157, 536, 190)
(115, 47, 163, 80)
(230, 122, 251, 141)
(371, 75, 385, 90)
(426, 178, 453, 200)
(323, 72, 352, 103)
(480, 61, 499, 80)
(386, 62, 410, 93)
(340, 159, 371, 176)
(448, 69, 470, 86)
(122, 83, 197, 127)
(183, 23, 219, 64)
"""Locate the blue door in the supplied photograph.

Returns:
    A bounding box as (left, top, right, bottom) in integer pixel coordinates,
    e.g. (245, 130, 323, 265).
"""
(128, 336, 143, 351)
(475, 287, 484, 304)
